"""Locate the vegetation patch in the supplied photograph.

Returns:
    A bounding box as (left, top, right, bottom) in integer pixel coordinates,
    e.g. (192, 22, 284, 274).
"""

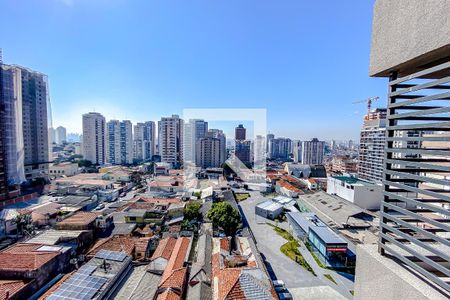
(324, 274, 337, 284)
(268, 223, 316, 276)
(234, 192, 250, 202)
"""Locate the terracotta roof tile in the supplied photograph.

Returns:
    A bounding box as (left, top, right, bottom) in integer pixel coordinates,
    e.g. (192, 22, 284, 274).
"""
(57, 212, 97, 226)
(156, 289, 181, 300)
(0, 280, 31, 300)
(151, 237, 177, 261)
(87, 235, 135, 257)
(0, 243, 60, 272)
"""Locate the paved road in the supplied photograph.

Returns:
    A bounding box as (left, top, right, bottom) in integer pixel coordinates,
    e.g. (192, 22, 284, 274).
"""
(239, 191, 354, 299)
(239, 192, 323, 289)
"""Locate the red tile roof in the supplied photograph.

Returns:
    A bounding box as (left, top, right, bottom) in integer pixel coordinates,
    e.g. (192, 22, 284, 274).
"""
(87, 235, 135, 258)
(156, 289, 181, 300)
(151, 237, 177, 261)
(0, 243, 60, 272)
(0, 280, 31, 300)
(57, 212, 97, 226)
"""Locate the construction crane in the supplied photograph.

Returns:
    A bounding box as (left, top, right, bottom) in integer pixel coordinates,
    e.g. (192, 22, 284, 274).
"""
(352, 96, 380, 113)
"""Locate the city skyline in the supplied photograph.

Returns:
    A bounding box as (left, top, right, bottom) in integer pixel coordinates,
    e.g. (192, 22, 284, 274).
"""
(0, 0, 384, 140)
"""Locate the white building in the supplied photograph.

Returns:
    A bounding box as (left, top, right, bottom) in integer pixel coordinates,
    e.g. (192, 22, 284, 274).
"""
(301, 138, 325, 165)
(106, 120, 133, 165)
(358, 108, 386, 183)
(49, 162, 79, 177)
(55, 126, 67, 144)
(133, 121, 156, 162)
(82, 112, 106, 165)
(158, 115, 184, 167)
(326, 176, 382, 210)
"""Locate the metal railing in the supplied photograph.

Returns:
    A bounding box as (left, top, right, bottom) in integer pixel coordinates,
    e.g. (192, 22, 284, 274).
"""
(380, 60, 450, 295)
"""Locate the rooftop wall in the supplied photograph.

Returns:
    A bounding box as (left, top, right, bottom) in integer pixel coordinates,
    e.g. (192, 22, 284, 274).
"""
(369, 0, 450, 77)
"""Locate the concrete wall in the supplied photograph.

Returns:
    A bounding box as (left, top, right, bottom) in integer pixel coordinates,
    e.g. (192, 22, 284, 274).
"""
(327, 177, 382, 210)
(370, 0, 450, 77)
(355, 244, 448, 300)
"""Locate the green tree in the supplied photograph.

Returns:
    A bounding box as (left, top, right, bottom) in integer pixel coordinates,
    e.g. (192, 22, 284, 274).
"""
(184, 201, 202, 221)
(207, 202, 241, 236)
(78, 159, 92, 167)
(13, 214, 35, 237)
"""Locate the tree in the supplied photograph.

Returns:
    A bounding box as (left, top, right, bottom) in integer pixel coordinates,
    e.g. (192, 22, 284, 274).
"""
(184, 201, 202, 221)
(13, 214, 35, 237)
(207, 202, 241, 236)
(78, 159, 92, 168)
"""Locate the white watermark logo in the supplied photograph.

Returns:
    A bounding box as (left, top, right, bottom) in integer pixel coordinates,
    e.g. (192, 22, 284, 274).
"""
(182, 108, 267, 191)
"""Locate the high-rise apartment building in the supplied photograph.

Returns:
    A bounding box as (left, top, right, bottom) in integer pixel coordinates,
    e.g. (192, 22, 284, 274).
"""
(184, 119, 208, 165)
(196, 137, 221, 168)
(235, 140, 251, 165)
(357, 108, 387, 183)
(268, 137, 292, 160)
(82, 112, 106, 165)
(0, 63, 51, 183)
(301, 138, 325, 165)
(55, 126, 66, 145)
(158, 115, 183, 168)
(106, 120, 132, 165)
(292, 140, 302, 163)
(355, 1, 450, 299)
(133, 121, 156, 162)
(235, 124, 246, 141)
(207, 129, 227, 165)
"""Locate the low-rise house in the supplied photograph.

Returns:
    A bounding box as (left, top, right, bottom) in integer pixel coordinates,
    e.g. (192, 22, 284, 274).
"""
(45, 250, 132, 300)
(167, 202, 186, 218)
(186, 230, 212, 300)
(148, 237, 177, 274)
(56, 195, 98, 212)
(49, 162, 80, 178)
(87, 235, 136, 259)
(154, 237, 191, 300)
(124, 209, 165, 225)
(56, 211, 98, 230)
(0, 243, 70, 300)
(154, 162, 171, 176)
(25, 229, 93, 253)
(301, 178, 318, 190)
(276, 179, 303, 198)
(0, 209, 19, 236)
(26, 202, 62, 227)
(211, 237, 276, 300)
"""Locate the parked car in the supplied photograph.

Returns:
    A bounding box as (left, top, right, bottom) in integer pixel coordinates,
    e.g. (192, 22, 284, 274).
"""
(95, 203, 105, 210)
(278, 292, 293, 300)
(272, 280, 285, 288)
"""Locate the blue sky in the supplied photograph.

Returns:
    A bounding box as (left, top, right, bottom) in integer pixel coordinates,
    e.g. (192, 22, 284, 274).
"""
(0, 0, 386, 140)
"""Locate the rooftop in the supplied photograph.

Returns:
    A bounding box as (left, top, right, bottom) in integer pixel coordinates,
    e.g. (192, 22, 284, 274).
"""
(57, 212, 98, 226)
(87, 235, 136, 258)
(331, 176, 378, 186)
(256, 200, 283, 212)
(0, 243, 64, 272)
(25, 230, 88, 245)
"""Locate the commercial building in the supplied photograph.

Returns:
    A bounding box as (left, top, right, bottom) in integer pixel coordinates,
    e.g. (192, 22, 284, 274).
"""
(82, 112, 106, 165)
(354, 1, 450, 299)
(158, 115, 184, 168)
(357, 108, 386, 183)
(106, 120, 133, 165)
(184, 119, 208, 165)
(235, 124, 246, 141)
(55, 126, 66, 145)
(47, 250, 132, 300)
(133, 121, 156, 162)
(287, 211, 348, 266)
(301, 138, 325, 165)
(255, 200, 284, 220)
(327, 176, 383, 210)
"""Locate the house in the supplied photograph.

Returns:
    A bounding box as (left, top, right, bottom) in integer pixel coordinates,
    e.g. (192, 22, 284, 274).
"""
(25, 229, 93, 253)
(167, 202, 186, 218)
(124, 209, 165, 225)
(0, 243, 71, 299)
(56, 212, 98, 230)
(211, 237, 276, 300)
(45, 250, 132, 300)
(49, 162, 80, 177)
(148, 237, 177, 274)
(0, 209, 20, 236)
(154, 162, 171, 176)
(154, 237, 191, 300)
(27, 202, 62, 227)
(87, 235, 150, 261)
